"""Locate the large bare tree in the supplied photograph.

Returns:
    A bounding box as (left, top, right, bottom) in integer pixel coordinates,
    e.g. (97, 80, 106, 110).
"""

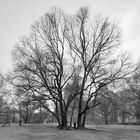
(10, 7, 134, 129)
(65, 7, 134, 128)
(11, 8, 77, 128)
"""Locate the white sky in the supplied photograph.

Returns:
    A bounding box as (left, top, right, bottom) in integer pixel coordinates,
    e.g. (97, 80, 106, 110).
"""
(0, 0, 140, 74)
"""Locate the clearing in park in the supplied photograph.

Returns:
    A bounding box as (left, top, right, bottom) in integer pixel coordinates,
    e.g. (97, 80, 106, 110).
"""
(0, 124, 140, 140)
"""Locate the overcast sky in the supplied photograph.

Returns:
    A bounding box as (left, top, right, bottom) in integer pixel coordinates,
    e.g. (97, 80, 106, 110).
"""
(0, 0, 140, 74)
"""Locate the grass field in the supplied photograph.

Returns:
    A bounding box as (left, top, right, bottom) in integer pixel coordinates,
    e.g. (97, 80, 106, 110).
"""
(0, 123, 140, 140)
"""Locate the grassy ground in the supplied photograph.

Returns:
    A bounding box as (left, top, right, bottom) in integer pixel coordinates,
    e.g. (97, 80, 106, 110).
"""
(0, 123, 140, 140)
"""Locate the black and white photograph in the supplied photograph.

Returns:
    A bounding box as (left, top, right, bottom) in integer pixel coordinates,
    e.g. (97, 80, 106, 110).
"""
(0, 0, 140, 139)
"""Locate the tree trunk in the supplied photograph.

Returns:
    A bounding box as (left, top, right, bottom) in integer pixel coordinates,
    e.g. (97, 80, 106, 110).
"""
(121, 111, 125, 123)
(82, 111, 87, 128)
(24, 116, 28, 124)
(54, 101, 61, 126)
(136, 113, 140, 124)
(77, 111, 82, 128)
(77, 92, 83, 129)
(59, 108, 68, 129)
(105, 116, 108, 125)
(70, 108, 74, 127)
(61, 112, 67, 128)
(70, 99, 76, 127)
(39, 104, 42, 123)
(137, 97, 140, 124)
(59, 100, 68, 129)
(19, 111, 22, 126)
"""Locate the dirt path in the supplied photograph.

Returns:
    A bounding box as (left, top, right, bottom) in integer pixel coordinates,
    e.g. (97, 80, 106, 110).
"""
(0, 124, 140, 140)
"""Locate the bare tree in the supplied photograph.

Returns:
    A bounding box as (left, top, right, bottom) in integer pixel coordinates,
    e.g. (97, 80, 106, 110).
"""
(98, 89, 116, 124)
(65, 7, 134, 128)
(126, 65, 140, 123)
(11, 8, 77, 129)
(10, 7, 134, 129)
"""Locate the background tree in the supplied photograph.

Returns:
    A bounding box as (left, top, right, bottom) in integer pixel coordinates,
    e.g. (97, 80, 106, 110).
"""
(125, 66, 140, 123)
(98, 89, 117, 124)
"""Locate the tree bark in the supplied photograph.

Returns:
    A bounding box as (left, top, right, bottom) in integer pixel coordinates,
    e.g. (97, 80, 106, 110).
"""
(59, 99, 68, 129)
(77, 91, 84, 128)
(70, 99, 76, 127)
(39, 104, 42, 123)
(105, 116, 108, 125)
(24, 116, 28, 124)
(121, 111, 125, 123)
(59, 108, 68, 129)
(82, 111, 87, 128)
(19, 111, 22, 126)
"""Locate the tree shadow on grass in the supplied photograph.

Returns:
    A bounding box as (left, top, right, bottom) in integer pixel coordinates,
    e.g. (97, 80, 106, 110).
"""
(86, 128, 139, 140)
(19, 125, 80, 140)
(18, 125, 140, 140)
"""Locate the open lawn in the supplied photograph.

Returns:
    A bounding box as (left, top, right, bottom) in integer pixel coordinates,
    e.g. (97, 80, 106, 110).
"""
(0, 124, 140, 140)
